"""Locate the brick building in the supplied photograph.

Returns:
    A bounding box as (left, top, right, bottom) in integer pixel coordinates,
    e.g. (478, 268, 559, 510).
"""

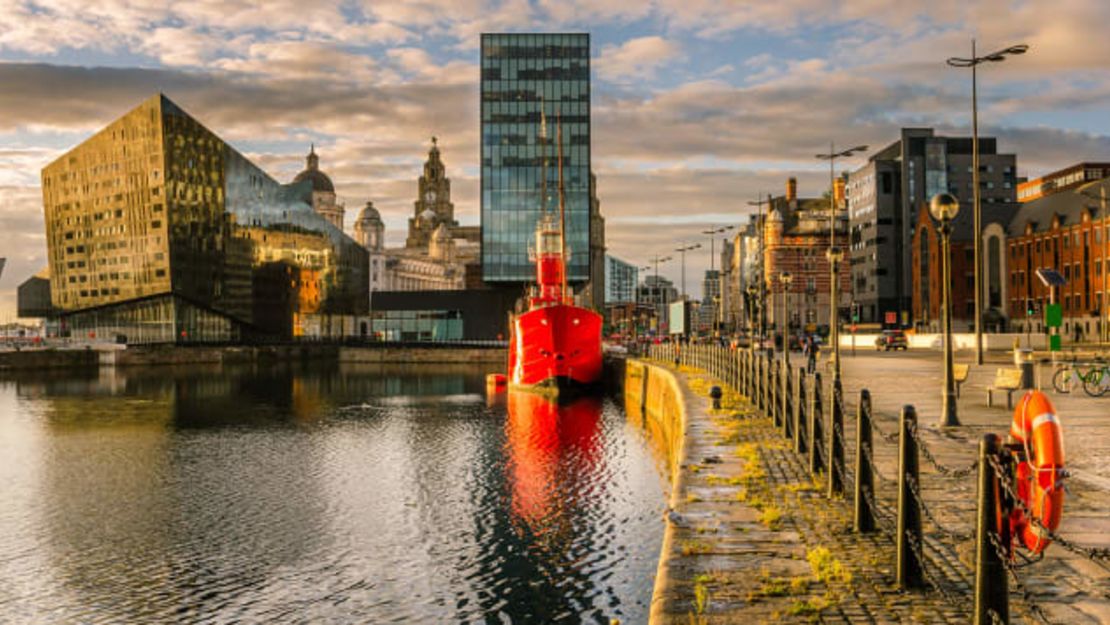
(1005, 178, 1110, 340)
(911, 202, 1016, 332)
(763, 177, 852, 335)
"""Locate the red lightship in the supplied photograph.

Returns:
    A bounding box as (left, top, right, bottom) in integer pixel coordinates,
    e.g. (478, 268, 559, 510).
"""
(506, 115, 602, 397)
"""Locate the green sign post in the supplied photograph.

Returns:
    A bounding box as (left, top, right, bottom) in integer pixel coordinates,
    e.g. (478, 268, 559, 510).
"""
(1045, 303, 1063, 352)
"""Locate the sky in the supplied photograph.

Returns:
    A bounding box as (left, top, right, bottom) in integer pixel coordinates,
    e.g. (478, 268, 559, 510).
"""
(3, 0, 1110, 318)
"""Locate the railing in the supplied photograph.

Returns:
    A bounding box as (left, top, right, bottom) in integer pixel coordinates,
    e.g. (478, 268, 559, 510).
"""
(647, 342, 1110, 624)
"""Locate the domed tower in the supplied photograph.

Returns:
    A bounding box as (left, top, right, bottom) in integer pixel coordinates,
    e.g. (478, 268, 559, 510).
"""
(354, 201, 384, 252)
(406, 137, 457, 249)
(293, 144, 344, 230)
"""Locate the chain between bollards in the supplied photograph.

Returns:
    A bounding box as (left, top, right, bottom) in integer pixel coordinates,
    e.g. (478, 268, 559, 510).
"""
(896, 405, 924, 589)
(974, 433, 1010, 625)
(827, 378, 845, 498)
(794, 367, 807, 454)
(808, 372, 824, 476)
(853, 389, 875, 532)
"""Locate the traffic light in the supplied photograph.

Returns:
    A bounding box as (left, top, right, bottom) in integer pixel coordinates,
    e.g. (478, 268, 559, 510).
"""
(1026, 299, 1034, 317)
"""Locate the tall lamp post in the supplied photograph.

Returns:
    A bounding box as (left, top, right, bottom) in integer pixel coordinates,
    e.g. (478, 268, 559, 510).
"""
(780, 272, 794, 369)
(826, 247, 845, 376)
(947, 41, 1029, 365)
(816, 143, 867, 381)
(675, 243, 701, 301)
(930, 193, 961, 427)
(1078, 181, 1110, 346)
(702, 225, 735, 332)
(748, 194, 770, 348)
(647, 255, 672, 334)
(747, 284, 760, 353)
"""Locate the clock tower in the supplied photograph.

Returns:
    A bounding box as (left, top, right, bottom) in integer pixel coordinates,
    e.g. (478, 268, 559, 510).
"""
(406, 137, 458, 249)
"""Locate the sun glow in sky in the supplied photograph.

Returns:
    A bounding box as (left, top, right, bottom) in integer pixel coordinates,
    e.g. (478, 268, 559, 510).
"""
(3, 0, 1110, 314)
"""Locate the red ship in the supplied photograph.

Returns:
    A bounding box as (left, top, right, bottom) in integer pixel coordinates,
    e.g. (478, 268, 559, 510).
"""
(506, 117, 602, 395)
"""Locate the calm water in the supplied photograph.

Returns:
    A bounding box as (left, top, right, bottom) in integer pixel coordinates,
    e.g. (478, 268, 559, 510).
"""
(0, 362, 666, 624)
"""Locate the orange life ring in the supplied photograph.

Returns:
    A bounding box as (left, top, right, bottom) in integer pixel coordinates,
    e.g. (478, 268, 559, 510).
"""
(1008, 390, 1066, 554)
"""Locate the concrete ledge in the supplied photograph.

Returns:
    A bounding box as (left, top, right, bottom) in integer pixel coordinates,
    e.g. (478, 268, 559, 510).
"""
(338, 346, 505, 364)
(624, 359, 694, 623)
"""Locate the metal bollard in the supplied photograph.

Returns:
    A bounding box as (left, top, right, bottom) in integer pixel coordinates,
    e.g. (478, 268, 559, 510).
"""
(896, 405, 924, 589)
(853, 389, 875, 533)
(828, 378, 845, 498)
(973, 434, 1010, 625)
(808, 372, 824, 476)
(794, 367, 807, 454)
(782, 361, 793, 439)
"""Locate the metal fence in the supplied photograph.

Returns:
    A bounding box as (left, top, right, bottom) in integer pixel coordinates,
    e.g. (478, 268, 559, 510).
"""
(649, 343, 1110, 625)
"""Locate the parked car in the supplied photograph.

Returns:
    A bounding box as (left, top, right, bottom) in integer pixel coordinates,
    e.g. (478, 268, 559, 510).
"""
(875, 329, 909, 351)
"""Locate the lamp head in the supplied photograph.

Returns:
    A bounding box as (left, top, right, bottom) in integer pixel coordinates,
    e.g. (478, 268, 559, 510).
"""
(780, 271, 793, 285)
(929, 193, 961, 222)
(826, 246, 844, 263)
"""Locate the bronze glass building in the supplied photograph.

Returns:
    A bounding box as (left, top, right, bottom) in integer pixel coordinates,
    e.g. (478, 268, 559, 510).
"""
(41, 94, 368, 342)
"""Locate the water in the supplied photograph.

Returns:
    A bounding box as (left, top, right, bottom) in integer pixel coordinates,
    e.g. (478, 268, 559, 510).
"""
(0, 362, 666, 624)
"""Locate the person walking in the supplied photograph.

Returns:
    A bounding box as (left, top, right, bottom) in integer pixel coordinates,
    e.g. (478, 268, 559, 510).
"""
(804, 335, 819, 374)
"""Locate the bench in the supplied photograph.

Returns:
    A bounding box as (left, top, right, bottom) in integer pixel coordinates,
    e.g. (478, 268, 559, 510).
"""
(953, 363, 970, 398)
(987, 368, 1023, 409)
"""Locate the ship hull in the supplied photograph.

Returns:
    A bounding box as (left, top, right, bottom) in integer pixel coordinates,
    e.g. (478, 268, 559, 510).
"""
(508, 304, 602, 396)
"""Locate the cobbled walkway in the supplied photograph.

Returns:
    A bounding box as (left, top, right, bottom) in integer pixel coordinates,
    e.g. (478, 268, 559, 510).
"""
(651, 361, 996, 624)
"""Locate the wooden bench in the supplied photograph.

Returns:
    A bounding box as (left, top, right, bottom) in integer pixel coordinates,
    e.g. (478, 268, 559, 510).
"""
(953, 363, 970, 398)
(987, 368, 1023, 409)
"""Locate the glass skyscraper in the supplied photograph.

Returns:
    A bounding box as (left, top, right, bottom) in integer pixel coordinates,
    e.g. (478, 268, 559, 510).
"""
(480, 33, 590, 283)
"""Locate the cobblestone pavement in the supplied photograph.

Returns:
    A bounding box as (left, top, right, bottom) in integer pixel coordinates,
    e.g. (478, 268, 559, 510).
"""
(652, 362, 983, 624)
(830, 350, 1110, 623)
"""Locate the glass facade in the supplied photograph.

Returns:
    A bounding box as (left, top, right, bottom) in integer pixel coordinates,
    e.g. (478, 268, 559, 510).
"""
(41, 94, 369, 343)
(481, 33, 590, 283)
(369, 309, 463, 342)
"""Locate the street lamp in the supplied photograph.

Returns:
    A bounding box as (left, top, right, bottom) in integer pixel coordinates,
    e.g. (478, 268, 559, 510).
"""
(947, 41, 1029, 365)
(748, 194, 771, 348)
(1077, 181, 1109, 346)
(826, 246, 845, 379)
(702, 225, 735, 332)
(816, 143, 867, 380)
(747, 284, 760, 351)
(780, 271, 794, 370)
(675, 243, 701, 301)
(930, 192, 961, 427)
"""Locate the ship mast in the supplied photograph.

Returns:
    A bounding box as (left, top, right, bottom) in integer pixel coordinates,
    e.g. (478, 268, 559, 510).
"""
(557, 111, 567, 304)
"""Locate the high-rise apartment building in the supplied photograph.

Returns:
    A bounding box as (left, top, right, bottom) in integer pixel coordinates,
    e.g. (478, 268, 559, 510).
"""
(41, 94, 368, 342)
(480, 33, 591, 285)
(604, 254, 637, 304)
(846, 128, 1017, 325)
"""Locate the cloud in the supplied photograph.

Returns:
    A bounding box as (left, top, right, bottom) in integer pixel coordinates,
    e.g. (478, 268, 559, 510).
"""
(595, 36, 681, 83)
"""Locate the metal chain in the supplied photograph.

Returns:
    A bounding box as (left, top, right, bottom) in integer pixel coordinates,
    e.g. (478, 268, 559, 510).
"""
(986, 525, 1053, 625)
(987, 454, 1110, 572)
(868, 412, 900, 443)
(906, 420, 979, 479)
(832, 420, 853, 485)
(988, 608, 1006, 625)
(860, 484, 896, 535)
(905, 473, 974, 541)
(905, 528, 971, 609)
(860, 441, 890, 483)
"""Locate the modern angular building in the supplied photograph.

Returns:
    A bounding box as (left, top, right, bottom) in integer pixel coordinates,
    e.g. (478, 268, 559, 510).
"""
(40, 94, 368, 342)
(846, 128, 1017, 325)
(480, 33, 591, 285)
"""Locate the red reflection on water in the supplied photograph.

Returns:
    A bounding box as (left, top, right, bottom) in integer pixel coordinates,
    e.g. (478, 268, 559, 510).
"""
(505, 392, 602, 536)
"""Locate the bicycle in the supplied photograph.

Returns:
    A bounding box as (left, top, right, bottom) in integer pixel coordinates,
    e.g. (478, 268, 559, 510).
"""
(1052, 361, 1093, 394)
(1082, 362, 1110, 397)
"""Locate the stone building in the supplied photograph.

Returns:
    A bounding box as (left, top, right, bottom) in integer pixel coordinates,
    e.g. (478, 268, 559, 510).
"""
(293, 145, 345, 231)
(763, 177, 851, 335)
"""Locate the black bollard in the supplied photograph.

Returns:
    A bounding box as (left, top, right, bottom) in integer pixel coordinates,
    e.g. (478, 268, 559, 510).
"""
(710, 385, 723, 410)
(795, 367, 807, 454)
(896, 405, 924, 590)
(828, 379, 845, 498)
(808, 372, 824, 476)
(782, 361, 793, 439)
(973, 434, 1010, 625)
(853, 389, 875, 533)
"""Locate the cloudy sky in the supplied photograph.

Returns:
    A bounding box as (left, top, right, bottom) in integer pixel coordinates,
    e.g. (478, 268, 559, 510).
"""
(2, 0, 1110, 317)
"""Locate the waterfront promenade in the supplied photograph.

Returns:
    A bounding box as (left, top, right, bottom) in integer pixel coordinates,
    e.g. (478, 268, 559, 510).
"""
(644, 347, 1110, 624)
